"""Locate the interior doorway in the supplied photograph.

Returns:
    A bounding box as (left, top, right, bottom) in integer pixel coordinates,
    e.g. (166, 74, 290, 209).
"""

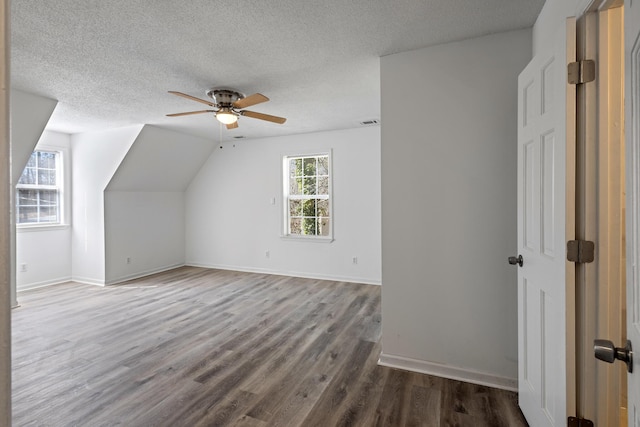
(575, 2, 626, 425)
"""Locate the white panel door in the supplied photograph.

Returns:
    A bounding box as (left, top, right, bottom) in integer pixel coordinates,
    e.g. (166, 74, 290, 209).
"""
(517, 18, 576, 427)
(626, 0, 640, 423)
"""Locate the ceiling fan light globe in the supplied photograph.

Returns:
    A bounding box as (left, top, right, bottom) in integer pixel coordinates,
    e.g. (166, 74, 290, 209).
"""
(216, 112, 238, 125)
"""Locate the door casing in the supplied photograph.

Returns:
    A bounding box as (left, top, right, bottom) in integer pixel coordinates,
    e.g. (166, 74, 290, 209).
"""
(575, 1, 627, 425)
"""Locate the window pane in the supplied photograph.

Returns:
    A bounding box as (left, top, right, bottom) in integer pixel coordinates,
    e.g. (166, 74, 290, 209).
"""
(317, 156, 328, 175)
(39, 190, 58, 206)
(38, 152, 56, 169)
(38, 169, 56, 186)
(25, 153, 36, 168)
(293, 158, 303, 177)
(318, 177, 329, 195)
(302, 199, 316, 217)
(290, 218, 302, 235)
(18, 167, 36, 185)
(302, 217, 317, 235)
(290, 177, 303, 195)
(18, 189, 38, 206)
(318, 217, 330, 236)
(303, 176, 316, 195)
(289, 199, 302, 217)
(39, 207, 58, 223)
(289, 159, 298, 179)
(303, 158, 316, 176)
(18, 206, 38, 223)
(317, 199, 329, 217)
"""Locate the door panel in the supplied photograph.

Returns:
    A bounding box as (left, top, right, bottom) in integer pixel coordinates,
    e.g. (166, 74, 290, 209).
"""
(626, 0, 640, 423)
(524, 140, 536, 250)
(517, 17, 576, 427)
(542, 132, 557, 257)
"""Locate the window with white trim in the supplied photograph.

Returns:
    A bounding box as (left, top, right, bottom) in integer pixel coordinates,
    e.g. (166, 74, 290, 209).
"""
(283, 153, 332, 238)
(16, 150, 62, 225)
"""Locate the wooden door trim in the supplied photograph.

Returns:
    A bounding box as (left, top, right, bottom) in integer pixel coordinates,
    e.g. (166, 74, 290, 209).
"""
(566, 17, 579, 421)
(575, 9, 599, 422)
(596, 7, 626, 424)
(575, 1, 626, 425)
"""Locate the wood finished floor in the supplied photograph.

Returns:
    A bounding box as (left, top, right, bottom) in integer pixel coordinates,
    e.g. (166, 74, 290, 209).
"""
(12, 267, 527, 426)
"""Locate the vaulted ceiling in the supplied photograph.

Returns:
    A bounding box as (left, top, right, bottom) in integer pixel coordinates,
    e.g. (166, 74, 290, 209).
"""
(11, 0, 545, 141)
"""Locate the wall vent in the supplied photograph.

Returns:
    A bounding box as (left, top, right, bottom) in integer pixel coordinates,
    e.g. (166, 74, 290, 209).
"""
(360, 119, 380, 126)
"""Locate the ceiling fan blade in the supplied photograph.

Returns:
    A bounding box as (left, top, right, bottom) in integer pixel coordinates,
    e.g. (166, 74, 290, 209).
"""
(168, 91, 216, 107)
(233, 93, 269, 109)
(241, 110, 287, 124)
(166, 110, 216, 117)
(226, 121, 239, 130)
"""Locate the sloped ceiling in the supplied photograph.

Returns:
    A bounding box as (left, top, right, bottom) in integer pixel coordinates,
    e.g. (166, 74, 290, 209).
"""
(11, 0, 544, 141)
(106, 125, 214, 192)
(10, 90, 58, 183)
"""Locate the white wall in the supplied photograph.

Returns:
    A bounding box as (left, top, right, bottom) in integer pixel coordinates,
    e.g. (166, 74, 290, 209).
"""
(380, 29, 531, 389)
(105, 191, 185, 284)
(16, 131, 72, 290)
(104, 125, 213, 284)
(10, 90, 57, 300)
(71, 126, 142, 284)
(17, 227, 71, 290)
(533, 0, 591, 55)
(186, 126, 381, 284)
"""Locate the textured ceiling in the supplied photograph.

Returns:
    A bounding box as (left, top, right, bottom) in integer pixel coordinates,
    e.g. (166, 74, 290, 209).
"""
(11, 0, 544, 141)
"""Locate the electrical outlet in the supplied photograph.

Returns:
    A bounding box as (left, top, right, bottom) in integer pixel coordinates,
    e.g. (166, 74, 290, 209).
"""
(126, 257, 131, 264)
(352, 257, 358, 265)
(20, 263, 27, 272)
(265, 250, 270, 258)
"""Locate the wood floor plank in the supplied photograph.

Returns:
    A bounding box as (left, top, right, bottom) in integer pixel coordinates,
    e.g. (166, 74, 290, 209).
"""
(11, 266, 527, 426)
(320, 342, 389, 427)
(374, 367, 415, 426)
(230, 414, 268, 427)
(406, 385, 441, 426)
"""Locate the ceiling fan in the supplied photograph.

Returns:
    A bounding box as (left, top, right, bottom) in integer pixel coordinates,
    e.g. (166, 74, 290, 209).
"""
(166, 87, 287, 129)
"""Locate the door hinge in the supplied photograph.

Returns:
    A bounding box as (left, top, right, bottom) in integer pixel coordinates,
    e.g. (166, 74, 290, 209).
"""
(568, 60, 596, 84)
(567, 240, 595, 263)
(568, 416, 594, 427)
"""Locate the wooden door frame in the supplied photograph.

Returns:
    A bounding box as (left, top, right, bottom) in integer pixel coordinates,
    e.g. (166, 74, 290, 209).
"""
(576, 1, 626, 425)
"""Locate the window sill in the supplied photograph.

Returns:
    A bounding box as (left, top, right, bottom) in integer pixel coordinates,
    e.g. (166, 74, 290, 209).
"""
(280, 235, 334, 243)
(16, 224, 70, 233)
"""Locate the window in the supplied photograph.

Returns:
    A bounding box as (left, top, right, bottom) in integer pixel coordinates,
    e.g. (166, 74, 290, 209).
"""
(283, 153, 332, 239)
(16, 150, 62, 225)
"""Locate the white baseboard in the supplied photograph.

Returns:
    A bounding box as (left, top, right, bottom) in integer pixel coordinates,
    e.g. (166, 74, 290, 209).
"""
(378, 352, 518, 392)
(70, 275, 105, 286)
(22, 262, 378, 289)
(186, 262, 381, 286)
(17, 276, 73, 292)
(104, 263, 186, 286)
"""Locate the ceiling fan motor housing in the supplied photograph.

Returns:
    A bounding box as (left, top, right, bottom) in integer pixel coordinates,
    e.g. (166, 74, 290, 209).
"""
(206, 88, 244, 108)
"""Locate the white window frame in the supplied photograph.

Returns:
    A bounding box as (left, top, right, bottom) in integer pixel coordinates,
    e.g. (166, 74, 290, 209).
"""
(282, 151, 333, 242)
(16, 148, 67, 229)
